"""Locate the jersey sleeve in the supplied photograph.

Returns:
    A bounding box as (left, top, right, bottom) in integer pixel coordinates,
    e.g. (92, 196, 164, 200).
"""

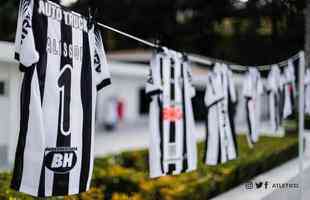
(94, 30, 111, 91)
(145, 53, 164, 97)
(184, 61, 196, 98)
(15, 0, 39, 67)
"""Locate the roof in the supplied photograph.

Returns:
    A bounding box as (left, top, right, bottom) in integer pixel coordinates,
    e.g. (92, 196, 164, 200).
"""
(0, 41, 210, 81)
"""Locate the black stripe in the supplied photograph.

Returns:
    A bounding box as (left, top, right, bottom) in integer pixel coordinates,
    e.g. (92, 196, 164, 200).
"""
(53, 13, 73, 196)
(170, 63, 175, 100)
(246, 98, 254, 145)
(79, 30, 93, 193)
(169, 60, 176, 145)
(217, 116, 222, 164)
(169, 123, 176, 142)
(275, 93, 280, 130)
(167, 164, 176, 175)
(11, 66, 35, 191)
(228, 90, 238, 157)
(36, 3, 48, 195)
(159, 58, 163, 80)
(19, 64, 28, 73)
(15, 53, 20, 61)
(206, 98, 224, 109)
(203, 106, 208, 163)
(158, 98, 164, 174)
(146, 89, 162, 97)
(33, 1, 48, 105)
(180, 64, 188, 172)
(38, 164, 45, 197)
(97, 78, 111, 91)
(158, 59, 164, 174)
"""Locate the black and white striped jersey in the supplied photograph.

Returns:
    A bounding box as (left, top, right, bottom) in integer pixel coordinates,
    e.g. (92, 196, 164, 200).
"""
(204, 63, 238, 165)
(282, 59, 296, 119)
(11, 0, 111, 197)
(267, 65, 282, 133)
(305, 68, 310, 115)
(146, 49, 197, 178)
(243, 68, 263, 148)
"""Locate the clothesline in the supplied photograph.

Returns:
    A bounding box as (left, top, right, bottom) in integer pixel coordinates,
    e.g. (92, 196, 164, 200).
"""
(96, 22, 301, 72)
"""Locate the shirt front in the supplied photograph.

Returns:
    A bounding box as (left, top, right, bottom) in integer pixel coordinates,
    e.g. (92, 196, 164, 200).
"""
(11, 0, 111, 197)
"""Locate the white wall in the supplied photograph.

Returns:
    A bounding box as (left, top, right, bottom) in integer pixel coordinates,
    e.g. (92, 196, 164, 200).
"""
(8, 63, 21, 163)
(0, 61, 20, 165)
(97, 73, 145, 123)
(0, 63, 10, 146)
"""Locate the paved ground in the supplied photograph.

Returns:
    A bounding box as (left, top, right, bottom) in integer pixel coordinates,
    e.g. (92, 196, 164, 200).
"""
(212, 133, 310, 200)
(94, 120, 206, 156)
(94, 120, 283, 156)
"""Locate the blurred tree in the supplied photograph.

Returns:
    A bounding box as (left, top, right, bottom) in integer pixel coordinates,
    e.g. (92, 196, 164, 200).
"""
(0, 0, 306, 65)
(0, 0, 19, 41)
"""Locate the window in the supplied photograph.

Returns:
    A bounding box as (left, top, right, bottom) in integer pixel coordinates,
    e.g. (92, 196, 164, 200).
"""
(0, 81, 5, 95)
(139, 88, 150, 115)
(192, 88, 206, 122)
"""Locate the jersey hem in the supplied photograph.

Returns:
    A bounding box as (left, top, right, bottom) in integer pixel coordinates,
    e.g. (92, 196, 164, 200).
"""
(146, 89, 162, 97)
(97, 78, 111, 91)
(11, 183, 90, 198)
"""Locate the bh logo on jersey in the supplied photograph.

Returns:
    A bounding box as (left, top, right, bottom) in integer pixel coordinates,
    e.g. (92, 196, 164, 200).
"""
(44, 147, 77, 174)
(163, 107, 183, 122)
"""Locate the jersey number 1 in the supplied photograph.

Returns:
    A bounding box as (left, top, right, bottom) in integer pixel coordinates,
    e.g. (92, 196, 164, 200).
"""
(58, 65, 72, 136)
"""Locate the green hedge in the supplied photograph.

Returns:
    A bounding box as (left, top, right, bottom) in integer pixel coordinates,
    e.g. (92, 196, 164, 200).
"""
(0, 135, 298, 200)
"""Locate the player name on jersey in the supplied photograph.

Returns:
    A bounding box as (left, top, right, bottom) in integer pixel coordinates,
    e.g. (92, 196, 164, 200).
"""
(38, 0, 88, 32)
(46, 36, 83, 61)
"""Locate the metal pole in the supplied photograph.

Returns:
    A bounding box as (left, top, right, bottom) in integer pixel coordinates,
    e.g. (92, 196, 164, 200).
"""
(298, 51, 305, 200)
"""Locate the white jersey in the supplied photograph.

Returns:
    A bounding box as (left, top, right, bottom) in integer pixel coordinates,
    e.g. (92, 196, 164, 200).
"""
(267, 65, 282, 132)
(146, 49, 197, 178)
(282, 59, 296, 119)
(243, 68, 263, 147)
(204, 63, 238, 165)
(12, 0, 111, 197)
(305, 69, 310, 115)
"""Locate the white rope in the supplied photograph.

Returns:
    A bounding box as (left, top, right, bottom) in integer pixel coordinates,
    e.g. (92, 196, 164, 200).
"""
(97, 22, 158, 48)
(96, 22, 301, 71)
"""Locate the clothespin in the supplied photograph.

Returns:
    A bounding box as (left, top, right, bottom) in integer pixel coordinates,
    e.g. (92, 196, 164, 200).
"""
(87, 7, 98, 29)
(154, 39, 165, 53)
(182, 53, 188, 61)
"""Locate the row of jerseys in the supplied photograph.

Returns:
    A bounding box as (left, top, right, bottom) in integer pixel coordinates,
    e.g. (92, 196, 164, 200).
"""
(146, 49, 298, 178)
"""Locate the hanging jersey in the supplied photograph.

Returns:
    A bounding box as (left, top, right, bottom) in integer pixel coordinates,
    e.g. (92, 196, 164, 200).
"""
(305, 69, 310, 115)
(243, 68, 263, 148)
(282, 59, 296, 119)
(204, 63, 238, 165)
(146, 49, 197, 178)
(11, 0, 111, 197)
(267, 65, 282, 132)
